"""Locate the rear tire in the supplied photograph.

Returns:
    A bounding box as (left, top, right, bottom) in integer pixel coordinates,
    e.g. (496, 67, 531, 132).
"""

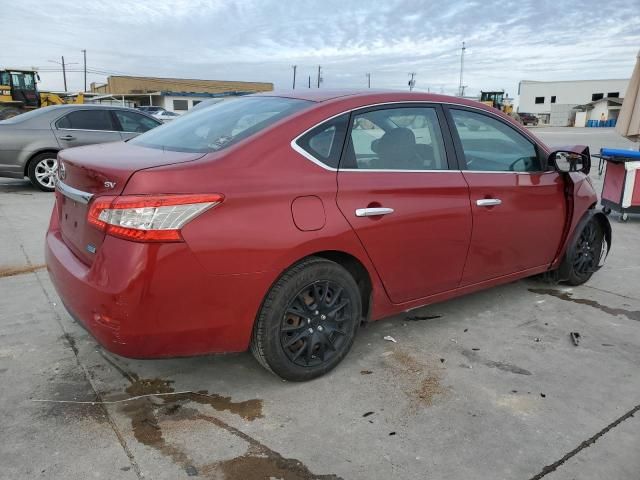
(27, 153, 58, 192)
(251, 257, 361, 381)
(563, 218, 604, 286)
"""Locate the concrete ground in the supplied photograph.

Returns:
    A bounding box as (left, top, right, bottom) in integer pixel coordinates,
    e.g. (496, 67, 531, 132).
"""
(0, 128, 638, 480)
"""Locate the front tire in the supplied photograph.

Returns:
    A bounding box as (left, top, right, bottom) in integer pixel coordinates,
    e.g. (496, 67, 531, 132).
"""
(28, 153, 58, 192)
(251, 257, 361, 381)
(563, 218, 604, 286)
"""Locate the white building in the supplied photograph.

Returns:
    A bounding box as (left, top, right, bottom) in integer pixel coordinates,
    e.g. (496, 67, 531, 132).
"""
(518, 79, 629, 122)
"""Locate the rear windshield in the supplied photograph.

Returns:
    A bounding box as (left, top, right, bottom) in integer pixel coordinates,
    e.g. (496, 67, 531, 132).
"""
(130, 96, 311, 153)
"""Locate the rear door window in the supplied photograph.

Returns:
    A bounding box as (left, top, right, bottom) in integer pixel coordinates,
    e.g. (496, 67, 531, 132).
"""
(56, 110, 116, 131)
(345, 107, 448, 170)
(113, 110, 160, 133)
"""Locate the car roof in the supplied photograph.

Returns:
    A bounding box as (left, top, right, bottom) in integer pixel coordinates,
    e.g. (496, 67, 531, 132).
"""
(251, 88, 497, 111)
(41, 103, 138, 111)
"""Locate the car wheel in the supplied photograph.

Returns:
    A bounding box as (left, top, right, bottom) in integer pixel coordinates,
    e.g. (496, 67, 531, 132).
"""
(251, 257, 361, 381)
(28, 153, 58, 192)
(563, 218, 604, 286)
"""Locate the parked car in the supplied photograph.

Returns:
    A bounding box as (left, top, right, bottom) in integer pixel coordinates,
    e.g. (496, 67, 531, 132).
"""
(152, 110, 181, 122)
(46, 91, 611, 381)
(518, 112, 539, 126)
(0, 104, 161, 191)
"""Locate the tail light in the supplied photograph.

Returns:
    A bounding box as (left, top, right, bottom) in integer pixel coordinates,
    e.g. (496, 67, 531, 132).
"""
(87, 194, 223, 242)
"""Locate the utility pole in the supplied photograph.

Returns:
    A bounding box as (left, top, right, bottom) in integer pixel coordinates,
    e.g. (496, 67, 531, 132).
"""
(317, 65, 322, 88)
(81, 49, 87, 92)
(366, 73, 371, 88)
(292, 65, 297, 89)
(61, 56, 67, 91)
(458, 41, 466, 97)
(48, 57, 77, 92)
(408, 72, 416, 91)
(308, 75, 311, 88)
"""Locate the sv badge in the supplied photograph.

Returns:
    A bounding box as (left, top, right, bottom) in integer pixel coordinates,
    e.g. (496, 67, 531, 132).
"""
(104, 181, 117, 189)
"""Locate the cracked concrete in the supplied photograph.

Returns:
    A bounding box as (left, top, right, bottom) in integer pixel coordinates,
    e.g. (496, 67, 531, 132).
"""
(0, 128, 639, 479)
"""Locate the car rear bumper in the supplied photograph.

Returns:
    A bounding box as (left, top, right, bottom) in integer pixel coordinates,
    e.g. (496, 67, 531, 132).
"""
(45, 211, 270, 358)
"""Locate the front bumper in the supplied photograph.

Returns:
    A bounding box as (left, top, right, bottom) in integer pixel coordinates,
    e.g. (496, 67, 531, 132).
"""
(45, 212, 270, 358)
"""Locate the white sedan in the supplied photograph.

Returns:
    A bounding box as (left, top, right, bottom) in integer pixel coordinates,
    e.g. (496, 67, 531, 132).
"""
(152, 110, 181, 123)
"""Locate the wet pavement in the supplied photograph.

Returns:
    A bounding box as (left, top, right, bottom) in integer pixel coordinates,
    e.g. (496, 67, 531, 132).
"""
(0, 127, 638, 479)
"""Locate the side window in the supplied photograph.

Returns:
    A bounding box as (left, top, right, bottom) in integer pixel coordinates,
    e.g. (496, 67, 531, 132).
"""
(346, 107, 447, 170)
(55, 110, 115, 131)
(450, 109, 541, 172)
(296, 114, 349, 169)
(114, 110, 160, 133)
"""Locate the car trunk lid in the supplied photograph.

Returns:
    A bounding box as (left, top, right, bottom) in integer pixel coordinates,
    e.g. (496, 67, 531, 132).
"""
(56, 142, 206, 265)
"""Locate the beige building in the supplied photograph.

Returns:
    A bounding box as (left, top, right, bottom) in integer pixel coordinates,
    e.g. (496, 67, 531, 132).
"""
(89, 75, 273, 113)
(90, 75, 273, 95)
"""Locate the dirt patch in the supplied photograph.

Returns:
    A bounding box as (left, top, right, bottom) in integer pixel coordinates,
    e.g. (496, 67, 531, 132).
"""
(197, 416, 342, 480)
(125, 378, 174, 396)
(529, 288, 640, 322)
(120, 392, 334, 479)
(0, 264, 46, 278)
(203, 448, 341, 480)
(385, 349, 447, 409)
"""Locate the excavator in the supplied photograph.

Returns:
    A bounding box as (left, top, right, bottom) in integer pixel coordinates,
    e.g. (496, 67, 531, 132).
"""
(479, 90, 514, 115)
(0, 68, 85, 119)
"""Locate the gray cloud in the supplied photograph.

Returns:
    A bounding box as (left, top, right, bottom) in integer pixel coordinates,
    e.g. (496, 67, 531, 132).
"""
(4, 0, 639, 101)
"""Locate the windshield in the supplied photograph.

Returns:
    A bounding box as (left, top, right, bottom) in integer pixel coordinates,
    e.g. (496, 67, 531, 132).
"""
(10, 72, 36, 89)
(131, 96, 311, 153)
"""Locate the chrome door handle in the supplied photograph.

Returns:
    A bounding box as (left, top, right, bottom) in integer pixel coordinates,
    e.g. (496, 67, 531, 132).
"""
(59, 135, 75, 141)
(476, 198, 502, 207)
(355, 207, 394, 217)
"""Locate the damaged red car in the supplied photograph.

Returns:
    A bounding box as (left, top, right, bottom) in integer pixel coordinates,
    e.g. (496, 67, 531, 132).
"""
(46, 90, 611, 381)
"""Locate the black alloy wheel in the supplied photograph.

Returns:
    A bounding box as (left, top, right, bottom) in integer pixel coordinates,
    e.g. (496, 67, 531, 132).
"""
(280, 280, 352, 368)
(564, 218, 604, 286)
(251, 257, 361, 381)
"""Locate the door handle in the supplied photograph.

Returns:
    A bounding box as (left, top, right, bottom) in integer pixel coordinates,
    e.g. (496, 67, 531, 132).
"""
(355, 207, 394, 217)
(476, 198, 502, 207)
(59, 135, 75, 141)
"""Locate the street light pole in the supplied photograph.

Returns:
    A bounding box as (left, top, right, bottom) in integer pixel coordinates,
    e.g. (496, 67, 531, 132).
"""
(366, 73, 371, 88)
(292, 65, 297, 89)
(458, 41, 466, 97)
(317, 66, 322, 88)
(408, 72, 416, 91)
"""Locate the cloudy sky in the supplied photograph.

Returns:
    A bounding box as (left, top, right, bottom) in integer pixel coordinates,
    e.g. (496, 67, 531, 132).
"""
(4, 0, 640, 101)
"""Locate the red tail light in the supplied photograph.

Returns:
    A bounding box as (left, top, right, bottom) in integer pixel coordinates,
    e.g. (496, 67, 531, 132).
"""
(87, 194, 224, 242)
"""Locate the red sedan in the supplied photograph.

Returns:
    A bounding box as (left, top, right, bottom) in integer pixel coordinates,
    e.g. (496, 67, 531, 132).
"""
(46, 90, 611, 381)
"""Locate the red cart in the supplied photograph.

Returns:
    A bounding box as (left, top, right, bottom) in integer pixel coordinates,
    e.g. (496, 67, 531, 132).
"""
(598, 148, 640, 222)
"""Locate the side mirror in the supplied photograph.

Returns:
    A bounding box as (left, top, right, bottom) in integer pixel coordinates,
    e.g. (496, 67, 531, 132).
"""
(548, 150, 591, 174)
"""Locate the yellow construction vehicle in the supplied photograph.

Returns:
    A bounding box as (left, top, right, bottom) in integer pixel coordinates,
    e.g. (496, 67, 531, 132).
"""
(479, 90, 513, 115)
(0, 68, 84, 119)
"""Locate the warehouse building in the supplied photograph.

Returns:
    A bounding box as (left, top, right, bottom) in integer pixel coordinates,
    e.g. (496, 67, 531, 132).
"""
(89, 75, 273, 112)
(518, 79, 629, 124)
